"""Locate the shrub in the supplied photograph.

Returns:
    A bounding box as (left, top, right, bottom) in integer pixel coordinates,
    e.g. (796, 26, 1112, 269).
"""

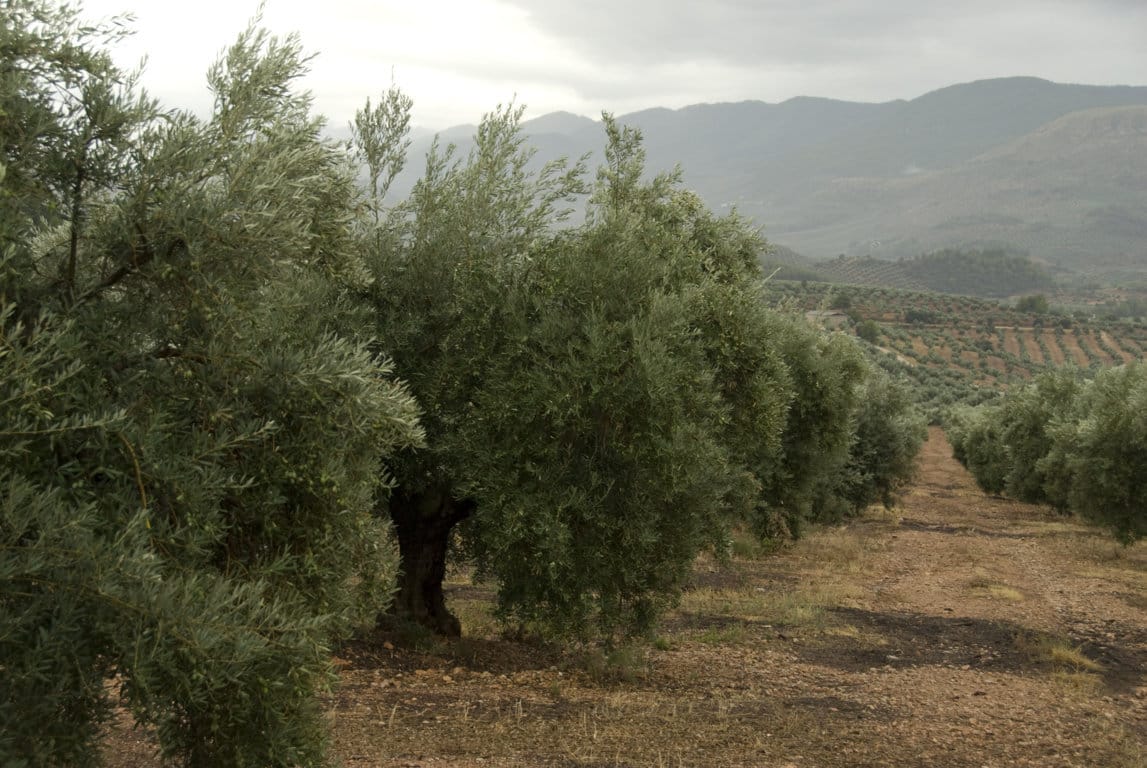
(947, 405, 1009, 494)
(1045, 364, 1147, 542)
(817, 371, 927, 519)
(857, 319, 881, 344)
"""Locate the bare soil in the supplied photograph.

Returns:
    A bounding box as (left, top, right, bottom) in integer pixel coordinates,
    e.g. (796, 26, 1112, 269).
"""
(1021, 330, 1045, 364)
(1121, 336, 1144, 357)
(1041, 330, 1068, 366)
(1101, 331, 1137, 364)
(102, 429, 1147, 767)
(1061, 332, 1091, 367)
(1078, 331, 1112, 366)
(1002, 329, 1021, 358)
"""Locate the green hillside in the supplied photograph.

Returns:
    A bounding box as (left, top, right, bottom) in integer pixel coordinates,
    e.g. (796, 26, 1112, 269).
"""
(814, 249, 1056, 298)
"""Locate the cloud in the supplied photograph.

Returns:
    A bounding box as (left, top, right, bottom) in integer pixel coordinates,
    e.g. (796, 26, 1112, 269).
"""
(502, 0, 1147, 104)
(76, 0, 1147, 129)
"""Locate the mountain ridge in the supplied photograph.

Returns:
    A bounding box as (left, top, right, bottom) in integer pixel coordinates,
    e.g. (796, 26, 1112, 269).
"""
(387, 77, 1147, 275)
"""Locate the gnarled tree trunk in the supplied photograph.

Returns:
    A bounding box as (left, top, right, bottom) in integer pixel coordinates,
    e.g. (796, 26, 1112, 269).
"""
(382, 486, 475, 636)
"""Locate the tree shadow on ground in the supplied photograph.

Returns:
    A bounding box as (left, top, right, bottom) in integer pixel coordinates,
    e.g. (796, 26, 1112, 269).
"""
(795, 607, 1146, 693)
(896, 517, 1032, 540)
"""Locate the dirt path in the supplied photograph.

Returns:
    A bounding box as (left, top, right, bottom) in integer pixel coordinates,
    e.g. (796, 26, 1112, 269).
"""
(802, 428, 1147, 767)
(103, 429, 1147, 767)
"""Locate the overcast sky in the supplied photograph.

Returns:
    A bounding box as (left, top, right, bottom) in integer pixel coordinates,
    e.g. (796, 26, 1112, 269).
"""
(81, 0, 1147, 130)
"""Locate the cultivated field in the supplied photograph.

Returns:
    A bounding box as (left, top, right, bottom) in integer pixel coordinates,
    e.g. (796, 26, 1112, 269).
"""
(766, 281, 1147, 414)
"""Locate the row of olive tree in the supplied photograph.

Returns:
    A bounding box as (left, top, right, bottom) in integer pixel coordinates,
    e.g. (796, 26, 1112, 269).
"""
(2, 3, 925, 764)
(948, 364, 1147, 542)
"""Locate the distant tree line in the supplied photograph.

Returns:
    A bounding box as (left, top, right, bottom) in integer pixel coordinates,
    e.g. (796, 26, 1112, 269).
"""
(1015, 293, 1050, 314)
(814, 249, 1055, 299)
(904, 248, 1055, 298)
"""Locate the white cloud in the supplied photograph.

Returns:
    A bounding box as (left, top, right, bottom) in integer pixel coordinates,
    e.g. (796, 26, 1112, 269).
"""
(85, 0, 595, 127)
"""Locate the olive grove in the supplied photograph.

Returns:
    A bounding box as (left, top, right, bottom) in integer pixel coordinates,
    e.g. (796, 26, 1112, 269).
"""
(2, 3, 926, 763)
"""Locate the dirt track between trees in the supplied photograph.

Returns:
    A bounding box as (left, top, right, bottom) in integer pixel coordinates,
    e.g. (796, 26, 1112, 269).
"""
(103, 428, 1147, 767)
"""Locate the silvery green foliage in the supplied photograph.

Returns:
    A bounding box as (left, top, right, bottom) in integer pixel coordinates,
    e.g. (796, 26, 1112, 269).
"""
(756, 312, 868, 537)
(1043, 363, 1147, 543)
(998, 370, 1082, 505)
(2, 5, 420, 764)
(947, 402, 1010, 495)
(829, 370, 928, 517)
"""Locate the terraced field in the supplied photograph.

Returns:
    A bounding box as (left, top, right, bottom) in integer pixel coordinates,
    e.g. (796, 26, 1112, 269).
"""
(766, 282, 1147, 415)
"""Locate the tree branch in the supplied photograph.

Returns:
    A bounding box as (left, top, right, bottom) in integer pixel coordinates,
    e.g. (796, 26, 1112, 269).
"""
(72, 222, 165, 307)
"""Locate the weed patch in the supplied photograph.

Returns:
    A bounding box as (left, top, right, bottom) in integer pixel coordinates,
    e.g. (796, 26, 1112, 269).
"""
(1013, 632, 1103, 672)
(966, 572, 1025, 601)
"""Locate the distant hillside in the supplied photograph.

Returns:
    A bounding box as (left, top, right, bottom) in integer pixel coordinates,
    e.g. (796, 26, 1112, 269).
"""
(905, 250, 1055, 297)
(817, 249, 1056, 298)
(757, 243, 829, 282)
(384, 78, 1147, 278)
(787, 105, 1147, 271)
(766, 280, 1147, 417)
(816, 257, 928, 292)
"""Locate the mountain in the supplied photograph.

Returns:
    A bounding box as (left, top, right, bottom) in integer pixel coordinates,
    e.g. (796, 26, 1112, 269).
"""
(385, 78, 1147, 276)
(784, 105, 1147, 272)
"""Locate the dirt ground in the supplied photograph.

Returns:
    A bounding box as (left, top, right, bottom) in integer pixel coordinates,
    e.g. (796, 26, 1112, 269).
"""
(104, 428, 1147, 767)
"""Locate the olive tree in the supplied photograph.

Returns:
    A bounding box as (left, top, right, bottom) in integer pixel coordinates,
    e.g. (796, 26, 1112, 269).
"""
(357, 109, 807, 638)
(2, 6, 420, 764)
(949, 364, 1146, 542)
(758, 312, 868, 536)
(998, 370, 1082, 505)
(947, 403, 1009, 494)
(1043, 363, 1147, 542)
(948, 370, 1083, 507)
(354, 100, 587, 635)
(825, 371, 927, 518)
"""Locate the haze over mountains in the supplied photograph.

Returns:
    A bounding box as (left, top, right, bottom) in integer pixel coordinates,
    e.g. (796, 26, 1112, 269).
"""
(388, 77, 1147, 277)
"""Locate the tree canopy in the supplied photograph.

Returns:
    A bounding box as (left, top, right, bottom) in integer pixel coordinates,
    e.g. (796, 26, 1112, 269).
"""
(356, 102, 923, 639)
(2, 5, 420, 764)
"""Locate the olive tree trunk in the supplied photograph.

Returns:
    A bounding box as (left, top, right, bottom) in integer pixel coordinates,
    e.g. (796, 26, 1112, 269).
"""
(382, 486, 475, 636)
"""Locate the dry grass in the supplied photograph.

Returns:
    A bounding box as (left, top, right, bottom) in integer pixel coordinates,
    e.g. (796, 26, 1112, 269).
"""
(677, 523, 882, 642)
(678, 581, 856, 630)
(966, 570, 1025, 601)
(449, 591, 501, 639)
(985, 584, 1025, 601)
(795, 524, 890, 572)
(1061, 536, 1145, 568)
(1050, 670, 1104, 693)
(1013, 631, 1103, 672)
(966, 579, 1025, 602)
(334, 678, 822, 768)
